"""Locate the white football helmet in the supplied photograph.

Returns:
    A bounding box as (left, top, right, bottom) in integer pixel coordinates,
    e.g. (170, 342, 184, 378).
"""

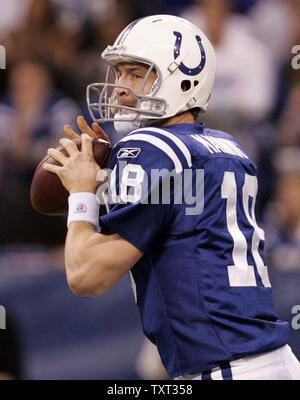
(87, 14, 216, 130)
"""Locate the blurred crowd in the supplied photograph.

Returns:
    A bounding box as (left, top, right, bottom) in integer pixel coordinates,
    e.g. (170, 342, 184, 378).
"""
(0, 0, 299, 380)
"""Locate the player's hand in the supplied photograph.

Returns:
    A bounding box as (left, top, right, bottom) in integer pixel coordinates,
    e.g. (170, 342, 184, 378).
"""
(64, 116, 110, 143)
(44, 134, 104, 195)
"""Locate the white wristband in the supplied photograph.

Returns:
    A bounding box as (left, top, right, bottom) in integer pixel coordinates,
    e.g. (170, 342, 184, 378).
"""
(67, 192, 100, 229)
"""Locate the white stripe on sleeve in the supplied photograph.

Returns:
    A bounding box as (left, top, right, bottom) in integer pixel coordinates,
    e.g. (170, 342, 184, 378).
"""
(130, 127, 192, 167)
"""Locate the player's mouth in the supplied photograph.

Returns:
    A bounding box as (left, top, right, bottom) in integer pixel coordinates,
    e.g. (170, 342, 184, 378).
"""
(119, 109, 137, 115)
(118, 103, 137, 115)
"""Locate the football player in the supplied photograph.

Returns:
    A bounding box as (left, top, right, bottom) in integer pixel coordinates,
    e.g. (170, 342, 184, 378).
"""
(44, 15, 300, 379)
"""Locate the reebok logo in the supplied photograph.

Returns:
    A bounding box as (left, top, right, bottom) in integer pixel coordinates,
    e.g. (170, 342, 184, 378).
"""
(74, 203, 87, 214)
(117, 148, 141, 159)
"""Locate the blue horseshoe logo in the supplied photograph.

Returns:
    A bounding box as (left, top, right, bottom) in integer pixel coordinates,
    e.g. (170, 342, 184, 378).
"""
(173, 31, 206, 76)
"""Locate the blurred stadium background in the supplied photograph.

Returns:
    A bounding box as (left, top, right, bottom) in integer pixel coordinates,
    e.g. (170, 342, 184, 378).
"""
(0, 0, 300, 380)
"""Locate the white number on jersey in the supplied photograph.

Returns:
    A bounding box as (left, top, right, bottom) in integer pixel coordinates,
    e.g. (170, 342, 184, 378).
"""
(221, 171, 271, 287)
(110, 163, 145, 204)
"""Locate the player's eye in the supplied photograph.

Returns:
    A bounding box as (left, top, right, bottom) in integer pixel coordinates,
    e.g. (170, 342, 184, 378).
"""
(131, 70, 145, 79)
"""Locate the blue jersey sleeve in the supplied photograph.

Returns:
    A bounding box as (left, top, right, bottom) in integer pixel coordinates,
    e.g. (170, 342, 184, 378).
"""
(99, 134, 184, 253)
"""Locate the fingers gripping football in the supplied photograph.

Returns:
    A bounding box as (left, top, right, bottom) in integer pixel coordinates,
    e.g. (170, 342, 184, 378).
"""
(30, 136, 111, 216)
(43, 135, 101, 194)
(64, 116, 109, 142)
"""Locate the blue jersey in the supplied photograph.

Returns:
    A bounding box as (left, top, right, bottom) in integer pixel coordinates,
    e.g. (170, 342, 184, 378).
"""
(100, 123, 290, 378)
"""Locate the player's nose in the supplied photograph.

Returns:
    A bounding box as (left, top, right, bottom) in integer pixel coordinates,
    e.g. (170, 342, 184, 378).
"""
(115, 85, 130, 97)
(115, 76, 131, 97)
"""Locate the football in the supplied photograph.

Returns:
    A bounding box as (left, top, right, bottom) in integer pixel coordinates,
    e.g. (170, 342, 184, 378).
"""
(30, 137, 111, 216)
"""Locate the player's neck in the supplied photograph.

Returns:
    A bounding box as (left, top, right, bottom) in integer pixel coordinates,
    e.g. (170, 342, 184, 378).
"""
(162, 111, 195, 127)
